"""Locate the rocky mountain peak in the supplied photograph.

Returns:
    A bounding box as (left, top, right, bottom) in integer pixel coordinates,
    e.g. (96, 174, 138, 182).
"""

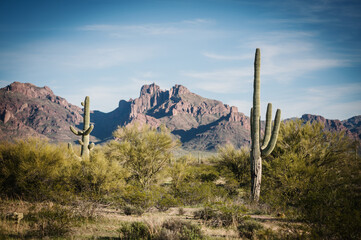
(170, 84, 190, 97)
(140, 83, 162, 97)
(6, 82, 54, 99)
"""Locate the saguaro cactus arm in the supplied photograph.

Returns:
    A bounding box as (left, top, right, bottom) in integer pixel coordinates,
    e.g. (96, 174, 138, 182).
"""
(70, 126, 82, 135)
(261, 103, 272, 149)
(261, 108, 281, 156)
(83, 124, 94, 135)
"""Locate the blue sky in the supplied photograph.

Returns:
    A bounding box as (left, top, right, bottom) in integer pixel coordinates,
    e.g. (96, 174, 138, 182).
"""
(0, 0, 360, 120)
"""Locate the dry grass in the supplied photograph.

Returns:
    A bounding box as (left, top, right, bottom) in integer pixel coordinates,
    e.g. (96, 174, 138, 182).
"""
(0, 199, 292, 239)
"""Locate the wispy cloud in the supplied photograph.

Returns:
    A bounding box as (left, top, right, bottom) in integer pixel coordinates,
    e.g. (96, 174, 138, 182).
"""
(182, 67, 253, 93)
(62, 46, 156, 69)
(80, 18, 213, 36)
(182, 18, 213, 24)
(202, 52, 253, 61)
(63, 77, 151, 111)
(272, 83, 361, 119)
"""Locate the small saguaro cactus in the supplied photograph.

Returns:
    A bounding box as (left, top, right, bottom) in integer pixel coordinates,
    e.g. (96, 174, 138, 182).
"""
(250, 48, 281, 202)
(69, 96, 94, 158)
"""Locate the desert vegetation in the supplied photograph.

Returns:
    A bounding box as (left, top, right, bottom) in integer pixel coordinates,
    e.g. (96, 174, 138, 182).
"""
(0, 120, 360, 239)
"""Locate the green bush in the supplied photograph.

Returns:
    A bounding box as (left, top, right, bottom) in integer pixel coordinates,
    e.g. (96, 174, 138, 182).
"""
(262, 120, 361, 239)
(106, 124, 178, 189)
(25, 204, 75, 237)
(155, 192, 178, 212)
(117, 219, 204, 240)
(0, 138, 77, 200)
(73, 147, 128, 198)
(118, 221, 151, 240)
(237, 219, 263, 239)
(213, 144, 250, 192)
(158, 219, 204, 240)
(168, 158, 228, 205)
(120, 185, 156, 214)
(194, 203, 247, 228)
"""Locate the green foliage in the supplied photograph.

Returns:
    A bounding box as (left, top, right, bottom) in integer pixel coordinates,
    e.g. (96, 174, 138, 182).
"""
(25, 204, 75, 238)
(159, 219, 204, 240)
(73, 147, 128, 198)
(155, 191, 178, 212)
(262, 120, 361, 239)
(213, 144, 250, 189)
(194, 202, 247, 228)
(117, 219, 204, 240)
(0, 138, 76, 200)
(118, 221, 151, 240)
(120, 185, 155, 214)
(106, 123, 178, 189)
(237, 219, 264, 239)
(168, 157, 227, 205)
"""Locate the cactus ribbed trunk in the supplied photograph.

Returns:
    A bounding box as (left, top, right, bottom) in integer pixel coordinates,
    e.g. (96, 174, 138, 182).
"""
(81, 96, 91, 157)
(250, 48, 281, 202)
(251, 48, 262, 202)
(69, 96, 94, 159)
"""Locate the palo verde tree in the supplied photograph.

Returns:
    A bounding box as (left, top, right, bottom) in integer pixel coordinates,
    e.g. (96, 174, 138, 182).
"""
(69, 96, 94, 158)
(262, 120, 361, 239)
(106, 123, 178, 189)
(250, 48, 281, 202)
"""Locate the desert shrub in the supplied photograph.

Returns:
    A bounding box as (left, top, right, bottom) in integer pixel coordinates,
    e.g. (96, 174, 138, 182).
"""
(157, 219, 204, 240)
(173, 180, 225, 206)
(262, 120, 361, 239)
(120, 185, 158, 214)
(25, 204, 75, 237)
(178, 207, 185, 216)
(0, 138, 76, 200)
(106, 123, 178, 189)
(117, 219, 204, 240)
(194, 203, 247, 228)
(155, 192, 178, 212)
(123, 205, 144, 216)
(196, 165, 219, 182)
(213, 144, 250, 189)
(237, 219, 263, 239)
(72, 147, 128, 199)
(168, 157, 227, 205)
(118, 221, 151, 240)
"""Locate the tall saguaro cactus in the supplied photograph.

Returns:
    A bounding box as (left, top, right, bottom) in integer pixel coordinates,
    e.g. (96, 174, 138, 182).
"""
(69, 96, 94, 158)
(250, 48, 281, 202)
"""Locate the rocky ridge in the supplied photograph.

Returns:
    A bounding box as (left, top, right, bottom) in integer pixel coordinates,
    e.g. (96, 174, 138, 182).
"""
(91, 83, 251, 150)
(0, 82, 84, 142)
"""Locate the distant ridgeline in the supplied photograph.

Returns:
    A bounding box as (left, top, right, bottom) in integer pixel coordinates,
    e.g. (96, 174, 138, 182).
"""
(0, 82, 360, 151)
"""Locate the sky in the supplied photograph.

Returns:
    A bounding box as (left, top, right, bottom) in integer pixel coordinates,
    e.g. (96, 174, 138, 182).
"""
(0, 0, 361, 120)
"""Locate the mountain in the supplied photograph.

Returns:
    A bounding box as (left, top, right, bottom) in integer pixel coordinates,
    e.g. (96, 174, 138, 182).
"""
(91, 83, 251, 150)
(0, 82, 360, 151)
(301, 114, 361, 140)
(0, 82, 89, 142)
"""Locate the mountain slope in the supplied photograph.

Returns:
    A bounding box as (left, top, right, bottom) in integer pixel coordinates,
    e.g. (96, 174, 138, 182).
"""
(0, 82, 85, 142)
(301, 114, 361, 140)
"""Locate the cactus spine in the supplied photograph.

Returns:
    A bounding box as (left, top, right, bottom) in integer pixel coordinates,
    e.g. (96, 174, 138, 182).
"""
(69, 96, 94, 158)
(250, 48, 281, 202)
